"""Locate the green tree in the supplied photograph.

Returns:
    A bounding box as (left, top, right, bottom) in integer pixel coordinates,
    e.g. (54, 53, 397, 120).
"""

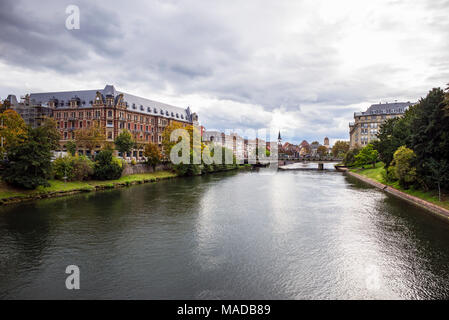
(2, 120, 59, 189)
(425, 158, 449, 201)
(354, 144, 378, 168)
(144, 143, 161, 170)
(409, 88, 449, 189)
(391, 146, 417, 189)
(331, 141, 349, 158)
(66, 140, 77, 156)
(93, 149, 123, 180)
(343, 147, 360, 166)
(114, 129, 134, 156)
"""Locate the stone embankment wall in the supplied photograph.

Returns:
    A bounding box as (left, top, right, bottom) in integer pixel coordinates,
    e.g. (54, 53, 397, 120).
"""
(346, 170, 449, 222)
(121, 163, 171, 176)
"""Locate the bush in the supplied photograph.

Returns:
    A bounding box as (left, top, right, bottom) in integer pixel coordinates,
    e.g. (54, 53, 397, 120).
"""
(392, 146, 417, 188)
(53, 155, 94, 181)
(94, 150, 123, 180)
(53, 156, 75, 181)
(382, 165, 397, 183)
(72, 156, 94, 181)
(131, 158, 136, 165)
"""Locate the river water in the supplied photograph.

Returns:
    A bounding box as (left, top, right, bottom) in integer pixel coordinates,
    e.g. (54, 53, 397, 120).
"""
(1, 166, 448, 299)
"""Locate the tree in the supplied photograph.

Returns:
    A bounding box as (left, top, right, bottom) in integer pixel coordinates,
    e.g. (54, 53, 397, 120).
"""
(93, 149, 123, 180)
(75, 121, 105, 157)
(162, 122, 185, 157)
(425, 158, 449, 202)
(343, 147, 360, 166)
(0, 109, 28, 156)
(392, 146, 417, 188)
(409, 88, 449, 189)
(66, 140, 77, 156)
(2, 120, 60, 189)
(144, 143, 161, 170)
(162, 123, 204, 161)
(331, 141, 349, 158)
(317, 145, 328, 158)
(114, 129, 134, 156)
(354, 144, 378, 168)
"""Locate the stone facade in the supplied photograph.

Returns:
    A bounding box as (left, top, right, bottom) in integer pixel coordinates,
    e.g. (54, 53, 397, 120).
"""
(349, 101, 414, 149)
(12, 85, 198, 159)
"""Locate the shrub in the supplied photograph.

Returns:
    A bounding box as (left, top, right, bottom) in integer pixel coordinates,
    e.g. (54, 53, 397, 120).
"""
(72, 156, 94, 181)
(53, 156, 74, 181)
(53, 155, 94, 181)
(94, 150, 123, 180)
(131, 158, 136, 165)
(392, 146, 417, 188)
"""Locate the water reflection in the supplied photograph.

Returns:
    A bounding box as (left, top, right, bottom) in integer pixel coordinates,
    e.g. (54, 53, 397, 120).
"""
(0, 170, 448, 299)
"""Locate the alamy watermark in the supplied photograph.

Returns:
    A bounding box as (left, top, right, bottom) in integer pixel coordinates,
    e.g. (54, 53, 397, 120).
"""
(65, 5, 80, 30)
(65, 265, 80, 290)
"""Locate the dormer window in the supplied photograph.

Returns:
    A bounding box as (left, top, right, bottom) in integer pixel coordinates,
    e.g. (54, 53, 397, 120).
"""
(181, 115, 184, 119)
(171, 112, 174, 117)
(160, 109, 163, 115)
(140, 105, 144, 111)
(132, 103, 136, 109)
(176, 113, 179, 118)
(147, 107, 151, 112)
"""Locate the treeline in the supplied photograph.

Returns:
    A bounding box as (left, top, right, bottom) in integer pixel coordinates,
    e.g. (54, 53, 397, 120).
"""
(344, 86, 449, 199)
(0, 109, 162, 189)
(162, 122, 244, 177)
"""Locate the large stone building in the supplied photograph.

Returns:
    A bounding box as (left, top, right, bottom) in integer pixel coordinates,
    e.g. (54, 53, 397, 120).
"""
(14, 85, 198, 158)
(349, 101, 414, 149)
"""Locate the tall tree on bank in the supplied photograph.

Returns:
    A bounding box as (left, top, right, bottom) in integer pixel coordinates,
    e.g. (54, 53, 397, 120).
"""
(114, 129, 134, 156)
(144, 143, 162, 170)
(0, 109, 28, 156)
(354, 144, 378, 168)
(409, 88, 449, 189)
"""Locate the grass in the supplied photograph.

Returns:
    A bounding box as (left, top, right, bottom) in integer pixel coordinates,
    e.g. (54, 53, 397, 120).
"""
(350, 162, 449, 210)
(0, 171, 178, 201)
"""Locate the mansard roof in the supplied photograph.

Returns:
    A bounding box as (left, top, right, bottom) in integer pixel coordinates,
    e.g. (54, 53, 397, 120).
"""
(355, 101, 414, 116)
(28, 85, 193, 122)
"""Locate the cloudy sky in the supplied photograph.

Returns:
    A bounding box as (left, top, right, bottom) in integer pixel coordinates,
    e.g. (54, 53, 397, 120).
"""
(1, 0, 448, 144)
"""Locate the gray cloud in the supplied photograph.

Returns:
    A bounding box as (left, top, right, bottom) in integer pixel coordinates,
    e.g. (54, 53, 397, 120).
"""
(1, 0, 448, 144)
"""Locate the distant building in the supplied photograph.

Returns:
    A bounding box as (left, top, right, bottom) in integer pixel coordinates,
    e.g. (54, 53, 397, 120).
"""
(349, 101, 414, 149)
(324, 137, 329, 149)
(299, 140, 310, 156)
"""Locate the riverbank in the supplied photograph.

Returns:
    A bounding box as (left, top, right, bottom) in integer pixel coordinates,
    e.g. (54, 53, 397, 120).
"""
(0, 165, 252, 206)
(0, 171, 178, 206)
(345, 163, 449, 221)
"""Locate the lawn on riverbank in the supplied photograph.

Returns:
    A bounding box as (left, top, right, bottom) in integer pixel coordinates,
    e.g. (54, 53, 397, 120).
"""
(0, 164, 252, 203)
(350, 162, 449, 210)
(0, 171, 178, 201)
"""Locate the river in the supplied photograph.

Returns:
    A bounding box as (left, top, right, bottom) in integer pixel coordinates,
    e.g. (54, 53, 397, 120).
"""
(1, 166, 449, 299)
